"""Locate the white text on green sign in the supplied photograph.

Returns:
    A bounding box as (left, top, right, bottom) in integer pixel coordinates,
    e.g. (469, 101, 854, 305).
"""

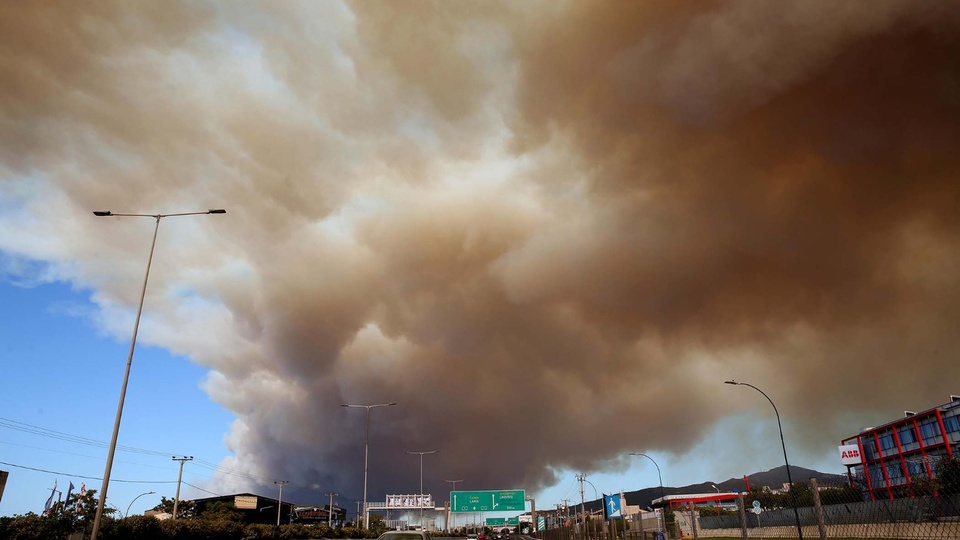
(450, 490, 526, 513)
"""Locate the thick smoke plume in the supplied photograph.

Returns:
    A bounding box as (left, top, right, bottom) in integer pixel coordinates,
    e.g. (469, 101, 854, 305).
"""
(2, 1, 960, 503)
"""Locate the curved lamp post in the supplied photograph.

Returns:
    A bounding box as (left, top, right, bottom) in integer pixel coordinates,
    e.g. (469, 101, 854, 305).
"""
(629, 453, 665, 502)
(342, 402, 397, 529)
(124, 491, 156, 518)
(407, 450, 439, 528)
(725, 380, 803, 539)
(89, 209, 225, 540)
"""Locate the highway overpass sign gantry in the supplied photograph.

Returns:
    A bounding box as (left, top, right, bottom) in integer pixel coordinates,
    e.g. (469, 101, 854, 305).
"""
(451, 490, 526, 513)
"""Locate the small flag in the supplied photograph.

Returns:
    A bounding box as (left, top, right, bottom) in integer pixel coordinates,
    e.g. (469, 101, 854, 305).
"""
(64, 482, 75, 511)
(43, 479, 58, 514)
(76, 483, 86, 511)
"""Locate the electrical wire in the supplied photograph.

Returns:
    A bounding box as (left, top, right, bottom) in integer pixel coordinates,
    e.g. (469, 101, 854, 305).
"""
(182, 481, 221, 497)
(1, 417, 360, 501)
(0, 460, 177, 484)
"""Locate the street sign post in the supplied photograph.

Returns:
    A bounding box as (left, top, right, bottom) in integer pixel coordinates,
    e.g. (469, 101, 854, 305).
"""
(451, 490, 526, 513)
(603, 494, 622, 519)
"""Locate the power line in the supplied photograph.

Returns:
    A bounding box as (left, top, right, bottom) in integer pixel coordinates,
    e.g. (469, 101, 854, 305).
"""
(0, 460, 178, 484)
(182, 481, 221, 497)
(0, 417, 173, 457)
(0, 416, 360, 500)
(0, 440, 182, 471)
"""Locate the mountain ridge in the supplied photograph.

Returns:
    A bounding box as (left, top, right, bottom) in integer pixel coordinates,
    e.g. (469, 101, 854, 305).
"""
(575, 465, 846, 511)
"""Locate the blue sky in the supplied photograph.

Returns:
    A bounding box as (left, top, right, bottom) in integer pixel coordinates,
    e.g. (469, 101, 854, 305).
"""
(0, 278, 235, 517)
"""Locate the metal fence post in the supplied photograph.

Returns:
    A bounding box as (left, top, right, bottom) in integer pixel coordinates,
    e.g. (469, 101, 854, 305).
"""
(809, 478, 827, 540)
(738, 493, 747, 540)
(690, 503, 699, 540)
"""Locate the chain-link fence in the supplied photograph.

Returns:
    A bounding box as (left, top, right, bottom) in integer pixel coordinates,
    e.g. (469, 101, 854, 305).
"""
(536, 458, 960, 540)
(691, 472, 960, 539)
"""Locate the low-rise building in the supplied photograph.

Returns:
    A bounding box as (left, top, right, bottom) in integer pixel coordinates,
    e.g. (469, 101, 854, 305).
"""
(840, 395, 960, 500)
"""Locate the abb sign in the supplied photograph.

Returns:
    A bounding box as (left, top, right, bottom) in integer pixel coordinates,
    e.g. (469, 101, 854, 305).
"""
(838, 444, 862, 465)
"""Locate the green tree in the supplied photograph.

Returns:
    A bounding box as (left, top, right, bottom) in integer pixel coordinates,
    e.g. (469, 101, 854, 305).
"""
(818, 484, 863, 505)
(788, 481, 813, 507)
(197, 499, 243, 522)
(935, 454, 960, 494)
(150, 495, 195, 519)
(61, 488, 116, 537)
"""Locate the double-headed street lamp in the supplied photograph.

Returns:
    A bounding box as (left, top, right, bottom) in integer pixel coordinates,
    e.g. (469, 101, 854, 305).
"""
(407, 450, 438, 528)
(89, 209, 225, 540)
(725, 380, 803, 539)
(342, 402, 397, 530)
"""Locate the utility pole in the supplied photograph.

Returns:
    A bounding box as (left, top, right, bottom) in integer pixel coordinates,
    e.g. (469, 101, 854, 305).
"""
(275, 480, 289, 527)
(562, 499, 573, 522)
(576, 474, 586, 536)
(326, 492, 338, 527)
(356, 500, 363, 524)
(171, 456, 193, 520)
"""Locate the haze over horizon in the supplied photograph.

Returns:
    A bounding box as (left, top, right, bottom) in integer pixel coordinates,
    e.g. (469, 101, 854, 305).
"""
(2, 0, 960, 517)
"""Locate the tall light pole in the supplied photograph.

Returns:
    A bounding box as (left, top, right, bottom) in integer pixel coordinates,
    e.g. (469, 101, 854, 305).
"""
(89, 208, 225, 540)
(342, 402, 397, 530)
(275, 480, 290, 526)
(629, 453, 665, 501)
(725, 380, 803, 539)
(407, 450, 438, 528)
(124, 491, 155, 518)
(445, 479, 463, 532)
(525, 497, 537, 537)
(172, 456, 193, 520)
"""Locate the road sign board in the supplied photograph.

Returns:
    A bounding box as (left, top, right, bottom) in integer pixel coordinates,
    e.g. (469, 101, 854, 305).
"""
(752, 500, 761, 509)
(486, 517, 519, 526)
(603, 494, 622, 519)
(537, 517, 545, 531)
(752, 507, 762, 515)
(451, 490, 526, 513)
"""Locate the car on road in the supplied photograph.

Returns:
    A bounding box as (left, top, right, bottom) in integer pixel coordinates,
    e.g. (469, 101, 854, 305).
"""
(377, 531, 432, 540)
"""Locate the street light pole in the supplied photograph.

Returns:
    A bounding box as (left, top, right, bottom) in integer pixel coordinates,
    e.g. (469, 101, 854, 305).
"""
(407, 450, 438, 529)
(342, 402, 397, 530)
(725, 380, 803, 539)
(525, 497, 537, 537)
(89, 209, 225, 540)
(124, 491, 156, 518)
(445, 479, 463, 532)
(629, 453, 665, 501)
(408, 450, 439, 529)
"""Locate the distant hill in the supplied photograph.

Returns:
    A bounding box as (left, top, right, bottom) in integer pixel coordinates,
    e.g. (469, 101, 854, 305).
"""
(577, 465, 844, 512)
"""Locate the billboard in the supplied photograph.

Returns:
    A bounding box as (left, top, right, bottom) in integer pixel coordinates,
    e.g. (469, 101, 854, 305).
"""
(838, 444, 862, 465)
(386, 494, 433, 508)
(235, 495, 258, 509)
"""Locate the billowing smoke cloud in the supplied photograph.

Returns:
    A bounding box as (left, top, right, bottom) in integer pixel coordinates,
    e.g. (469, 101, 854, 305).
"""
(2, 0, 960, 504)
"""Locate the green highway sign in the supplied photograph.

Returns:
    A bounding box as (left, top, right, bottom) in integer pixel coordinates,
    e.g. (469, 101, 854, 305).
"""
(451, 490, 526, 513)
(486, 517, 520, 526)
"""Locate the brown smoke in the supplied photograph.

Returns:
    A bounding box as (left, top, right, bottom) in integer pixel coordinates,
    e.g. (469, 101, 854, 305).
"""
(2, 0, 960, 503)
